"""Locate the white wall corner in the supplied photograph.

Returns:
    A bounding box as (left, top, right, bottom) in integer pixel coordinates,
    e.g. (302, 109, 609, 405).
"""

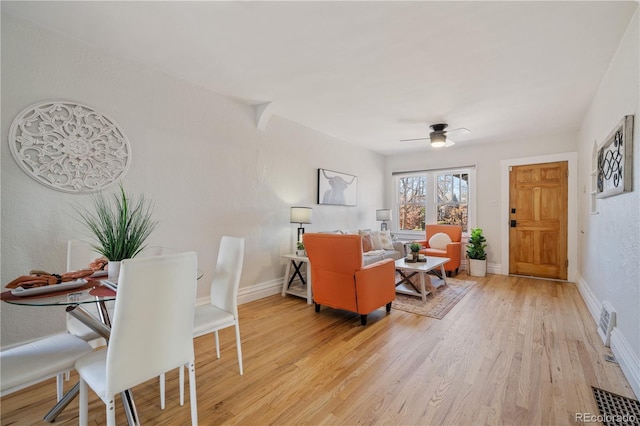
(611, 328, 640, 400)
(255, 102, 274, 132)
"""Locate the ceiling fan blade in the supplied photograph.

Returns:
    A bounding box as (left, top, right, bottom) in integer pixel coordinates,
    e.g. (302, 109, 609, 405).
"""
(444, 139, 456, 147)
(400, 137, 430, 142)
(446, 127, 470, 137)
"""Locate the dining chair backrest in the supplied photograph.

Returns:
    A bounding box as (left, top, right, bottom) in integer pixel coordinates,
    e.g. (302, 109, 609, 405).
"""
(66, 239, 109, 343)
(211, 236, 244, 318)
(209, 236, 244, 317)
(67, 239, 99, 271)
(106, 252, 198, 396)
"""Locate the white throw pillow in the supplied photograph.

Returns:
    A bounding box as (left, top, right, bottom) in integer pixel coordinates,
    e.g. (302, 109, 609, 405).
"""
(369, 231, 384, 250)
(429, 232, 452, 250)
(378, 230, 395, 250)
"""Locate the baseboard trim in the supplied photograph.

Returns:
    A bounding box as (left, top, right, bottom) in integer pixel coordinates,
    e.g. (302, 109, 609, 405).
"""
(575, 273, 601, 324)
(196, 277, 283, 307)
(611, 329, 640, 399)
(575, 273, 640, 400)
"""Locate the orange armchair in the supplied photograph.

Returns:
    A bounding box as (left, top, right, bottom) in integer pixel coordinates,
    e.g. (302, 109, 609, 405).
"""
(303, 233, 396, 326)
(416, 224, 462, 276)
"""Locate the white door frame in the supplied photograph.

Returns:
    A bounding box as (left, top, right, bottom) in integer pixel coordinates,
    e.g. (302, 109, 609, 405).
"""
(500, 152, 578, 282)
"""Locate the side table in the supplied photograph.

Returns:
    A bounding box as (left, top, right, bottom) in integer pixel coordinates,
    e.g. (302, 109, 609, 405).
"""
(281, 254, 312, 304)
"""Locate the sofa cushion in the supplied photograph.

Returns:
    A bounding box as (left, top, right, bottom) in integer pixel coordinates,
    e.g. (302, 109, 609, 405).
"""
(362, 234, 374, 252)
(429, 232, 452, 250)
(421, 247, 447, 257)
(377, 230, 395, 250)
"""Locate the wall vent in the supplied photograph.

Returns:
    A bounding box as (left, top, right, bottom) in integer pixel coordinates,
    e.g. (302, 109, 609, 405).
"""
(598, 301, 616, 347)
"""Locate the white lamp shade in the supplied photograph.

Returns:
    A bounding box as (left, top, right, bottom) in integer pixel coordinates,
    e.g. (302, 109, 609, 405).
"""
(290, 207, 312, 224)
(376, 209, 391, 221)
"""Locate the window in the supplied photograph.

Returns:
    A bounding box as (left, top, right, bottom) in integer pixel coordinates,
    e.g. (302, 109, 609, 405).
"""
(395, 167, 475, 235)
(436, 172, 469, 231)
(398, 175, 427, 231)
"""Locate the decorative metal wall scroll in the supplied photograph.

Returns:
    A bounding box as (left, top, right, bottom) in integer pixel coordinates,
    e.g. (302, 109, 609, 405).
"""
(8, 100, 131, 193)
(596, 115, 634, 199)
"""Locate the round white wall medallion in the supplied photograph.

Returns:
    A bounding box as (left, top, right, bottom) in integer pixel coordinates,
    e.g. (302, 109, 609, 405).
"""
(8, 100, 131, 193)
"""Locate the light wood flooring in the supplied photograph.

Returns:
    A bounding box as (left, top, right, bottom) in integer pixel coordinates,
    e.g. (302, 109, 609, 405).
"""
(1, 273, 635, 425)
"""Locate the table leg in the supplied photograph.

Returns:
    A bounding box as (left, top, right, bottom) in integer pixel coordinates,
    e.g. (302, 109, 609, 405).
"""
(440, 264, 448, 286)
(419, 273, 427, 303)
(289, 260, 306, 285)
(305, 264, 312, 305)
(43, 382, 79, 423)
(121, 389, 140, 425)
(282, 261, 292, 297)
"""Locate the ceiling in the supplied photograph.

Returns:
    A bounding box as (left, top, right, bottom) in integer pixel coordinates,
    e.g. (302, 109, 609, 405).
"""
(3, 1, 637, 155)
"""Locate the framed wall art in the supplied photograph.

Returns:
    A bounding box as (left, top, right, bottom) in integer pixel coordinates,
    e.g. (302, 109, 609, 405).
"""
(8, 100, 131, 193)
(597, 115, 634, 199)
(317, 168, 357, 206)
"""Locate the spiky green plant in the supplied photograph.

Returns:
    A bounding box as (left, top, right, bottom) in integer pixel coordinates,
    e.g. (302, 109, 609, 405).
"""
(76, 184, 157, 261)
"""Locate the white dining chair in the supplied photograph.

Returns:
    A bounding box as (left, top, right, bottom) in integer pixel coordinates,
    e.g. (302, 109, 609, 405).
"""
(194, 236, 245, 372)
(0, 333, 93, 401)
(75, 252, 199, 426)
(174, 236, 245, 406)
(66, 239, 112, 346)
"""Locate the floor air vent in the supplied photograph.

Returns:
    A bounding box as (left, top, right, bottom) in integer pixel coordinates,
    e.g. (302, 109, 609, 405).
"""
(598, 301, 616, 347)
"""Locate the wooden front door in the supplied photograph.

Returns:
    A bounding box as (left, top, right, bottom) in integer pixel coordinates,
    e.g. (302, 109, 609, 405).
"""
(509, 161, 568, 280)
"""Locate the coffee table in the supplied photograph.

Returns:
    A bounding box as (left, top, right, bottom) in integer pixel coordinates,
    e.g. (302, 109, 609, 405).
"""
(394, 256, 450, 302)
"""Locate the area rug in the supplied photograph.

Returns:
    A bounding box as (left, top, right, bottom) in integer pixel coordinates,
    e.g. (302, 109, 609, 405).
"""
(391, 277, 477, 319)
(592, 386, 640, 426)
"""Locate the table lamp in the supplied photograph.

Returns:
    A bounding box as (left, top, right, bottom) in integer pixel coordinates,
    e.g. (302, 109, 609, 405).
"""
(290, 207, 312, 244)
(376, 209, 391, 231)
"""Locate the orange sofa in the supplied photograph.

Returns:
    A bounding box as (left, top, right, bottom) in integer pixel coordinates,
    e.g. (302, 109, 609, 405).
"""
(303, 233, 396, 325)
(416, 224, 462, 276)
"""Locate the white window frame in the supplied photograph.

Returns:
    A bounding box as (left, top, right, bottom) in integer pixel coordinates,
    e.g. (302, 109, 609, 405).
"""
(393, 166, 476, 240)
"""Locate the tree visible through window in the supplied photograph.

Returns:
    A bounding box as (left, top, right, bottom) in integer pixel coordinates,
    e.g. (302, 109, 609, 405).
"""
(436, 172, 469, 232)
(398, 175, 426, 231)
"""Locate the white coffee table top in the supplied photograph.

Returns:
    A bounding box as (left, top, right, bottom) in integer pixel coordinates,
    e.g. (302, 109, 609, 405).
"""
(395, 256, 449, 271)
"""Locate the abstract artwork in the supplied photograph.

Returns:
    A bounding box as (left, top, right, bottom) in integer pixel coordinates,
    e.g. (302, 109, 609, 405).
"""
(597, 115, 634, 199)
(317, 169, 357, 206)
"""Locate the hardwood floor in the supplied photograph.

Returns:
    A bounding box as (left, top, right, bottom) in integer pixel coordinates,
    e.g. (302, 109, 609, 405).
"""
(1, 273, 634, 425)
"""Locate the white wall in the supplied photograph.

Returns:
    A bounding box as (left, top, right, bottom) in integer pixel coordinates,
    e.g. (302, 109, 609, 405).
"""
(384, 132, 578, 271)
(577, 10, 640, 398)
(0, 15, 386, 346)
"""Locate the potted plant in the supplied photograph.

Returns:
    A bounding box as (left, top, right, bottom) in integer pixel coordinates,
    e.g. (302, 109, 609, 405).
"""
(409, 242, 422, 261)
(296, 241, 306, 257)
(76, 184, 157, 279)
(466, 228, 487, 277)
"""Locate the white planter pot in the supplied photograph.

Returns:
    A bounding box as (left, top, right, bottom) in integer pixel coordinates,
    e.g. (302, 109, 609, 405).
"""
(107, 260, 121, 280)
(468, 258, 487, 277)
(296, 250, 306, 257)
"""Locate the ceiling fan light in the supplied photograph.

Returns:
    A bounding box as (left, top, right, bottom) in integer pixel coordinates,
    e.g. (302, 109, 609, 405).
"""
(430, 133, 446, 148)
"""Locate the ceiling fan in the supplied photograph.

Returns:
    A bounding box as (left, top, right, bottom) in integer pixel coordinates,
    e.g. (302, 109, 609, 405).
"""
(400, 123, 470, 148)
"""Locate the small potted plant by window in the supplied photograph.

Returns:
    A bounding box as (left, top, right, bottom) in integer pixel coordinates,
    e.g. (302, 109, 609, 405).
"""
(466, 228, 487, 277)
(408, 242, 422, 262)
(296, 242, 306, 257)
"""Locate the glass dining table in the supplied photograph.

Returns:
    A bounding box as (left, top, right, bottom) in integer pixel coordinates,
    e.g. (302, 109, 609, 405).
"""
(0, 278, 140, 424)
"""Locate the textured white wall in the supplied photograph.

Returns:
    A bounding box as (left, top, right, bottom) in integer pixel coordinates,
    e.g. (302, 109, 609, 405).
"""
(0, 16, 385, 346)
(384, 132, 578, 268)
(578, 9, 639, 390)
